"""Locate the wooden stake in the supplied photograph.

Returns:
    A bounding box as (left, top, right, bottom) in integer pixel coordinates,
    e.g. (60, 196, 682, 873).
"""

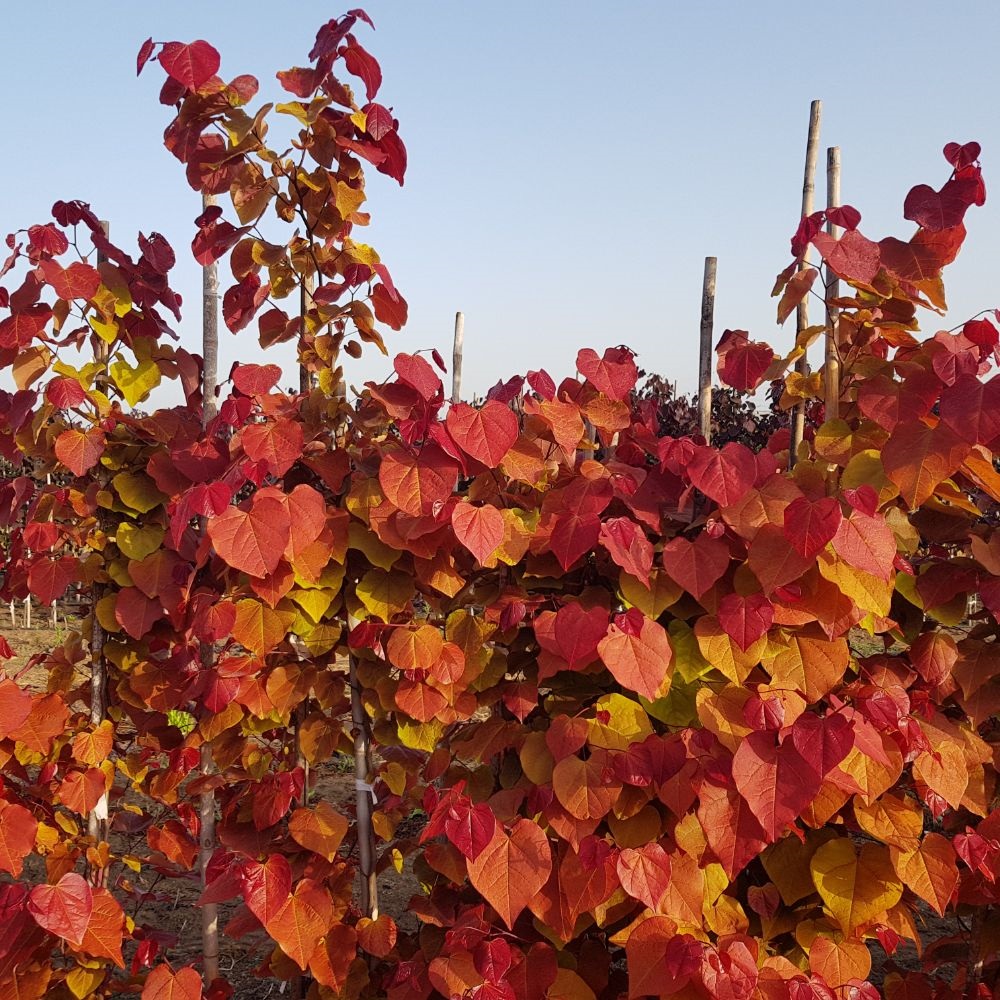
(824, 147, 841, 423)
(88, 220, 111, 868)
(198, 194, 221, 985)
(452, 311, 465, 404)
(350, 631, 379, 917)
(789, 100, 822, 469)
(201, 196, 219, 425)
(299, 271, 316, 394)
(699, 257, 717, 442)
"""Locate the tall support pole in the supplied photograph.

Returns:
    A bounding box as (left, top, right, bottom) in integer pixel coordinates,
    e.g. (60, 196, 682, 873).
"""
(824, 147, 841, 423)
(88, 220, 111, 868)
(789, 100, 822, 469)
(698, 257, 717, 443)
(198, 193, 220, 985)
(452, 311, 465, 404)
(299, 272, 316, 395)
(351, 640, 378, 918)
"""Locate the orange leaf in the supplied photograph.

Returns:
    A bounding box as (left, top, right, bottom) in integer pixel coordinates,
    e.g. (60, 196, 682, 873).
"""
(288, 802, 349, 861)
(882, 420, 969, 508)
(378, 444, 458, 516)
(616, 843, 672, 911)
(551, 752, 621, 821)
(0, 680, 32, 739)
(386, 624, 443, 672)
(625, 915, 685, 999)
(808, 936, 871, 987)
(891, 833, 958, 916)
(78, 887, 126, 967)
(357, 914, 397, 958)
(141, 965, 203, 1000)
(467, 819, 552, 929)
(451, 503, 505, 564)
(54, 427, 105, 476)
(207, 495, 291, 578)
(264, 878, 334, 971)
(597, 615, 673, 701)
(71, 722, 114, 768)
(232, 599, 295, 656)
(0, 799, 38, 876)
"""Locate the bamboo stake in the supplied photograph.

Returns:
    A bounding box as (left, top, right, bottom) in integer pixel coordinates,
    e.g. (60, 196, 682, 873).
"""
(350, 641, 379, 918)
(291, 269, 317, 837)
(88, 220, 111, 869)
(824, 147, 841, 423)
(451, 311, 465, 404)
(698, 257, 717, 442)
(299, 272, 316, 395)
(198, 194, 221, 985)
(789, 101, 822, 469)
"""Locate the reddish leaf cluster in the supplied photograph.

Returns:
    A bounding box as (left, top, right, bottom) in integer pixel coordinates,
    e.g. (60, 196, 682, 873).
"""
(1, 14, 1000, 1000)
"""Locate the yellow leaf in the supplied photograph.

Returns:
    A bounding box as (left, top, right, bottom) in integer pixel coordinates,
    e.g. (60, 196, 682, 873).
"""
(112, 472, 167, 514)
(332, 179, 366, 219)
(810, 839, 902, 934)
(621, 569, 682, 617)
(817, 550, 893, 617)
(696, 685, 753, 753)
(109, 356, 160, 407)
(348, 521, 400, 570)
(694, 617, 765, 685)
(344, 239, 380, 266)
(356, 568, 414, 622)
(66, 965, 106, 999)
(294, 620, 342, 656)
(288, 587, 337, 624)
(587, 693, 652, 752)
(88, 314, 119, 344)
(853, 792, 922, 850)
(397, 717, 443, 752)
(116, 523, 164, 560)
(668, 621, 713, 683)
(95, 594, 121, 633)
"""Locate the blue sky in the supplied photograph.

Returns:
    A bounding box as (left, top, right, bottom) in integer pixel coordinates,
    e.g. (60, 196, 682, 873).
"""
(3, 1, 999, 399)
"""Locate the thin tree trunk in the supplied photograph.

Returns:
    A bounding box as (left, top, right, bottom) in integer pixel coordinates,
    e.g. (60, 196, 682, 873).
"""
(824, 146, 841, 424)
(451, 311, 465, 404)
(198, 194, 221, 985)
(789, 100, 822, 469)
(88, 221, 111, 877)
(294, 270, 317, 804)
(698, 257, 717, 443)
(299, 272, 316, 395)
(351, 646, 378, 917)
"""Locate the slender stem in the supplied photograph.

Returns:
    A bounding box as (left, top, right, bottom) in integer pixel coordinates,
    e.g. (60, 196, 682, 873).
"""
(698, 257, 717, 443)
(790, 100, 822, 469)
(87, 220, 111, 882)
(351, 649, 378, 917)
(198, 193, 221, 985)
(824, 147, 841, 424)
(452, 311, 465, 404)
